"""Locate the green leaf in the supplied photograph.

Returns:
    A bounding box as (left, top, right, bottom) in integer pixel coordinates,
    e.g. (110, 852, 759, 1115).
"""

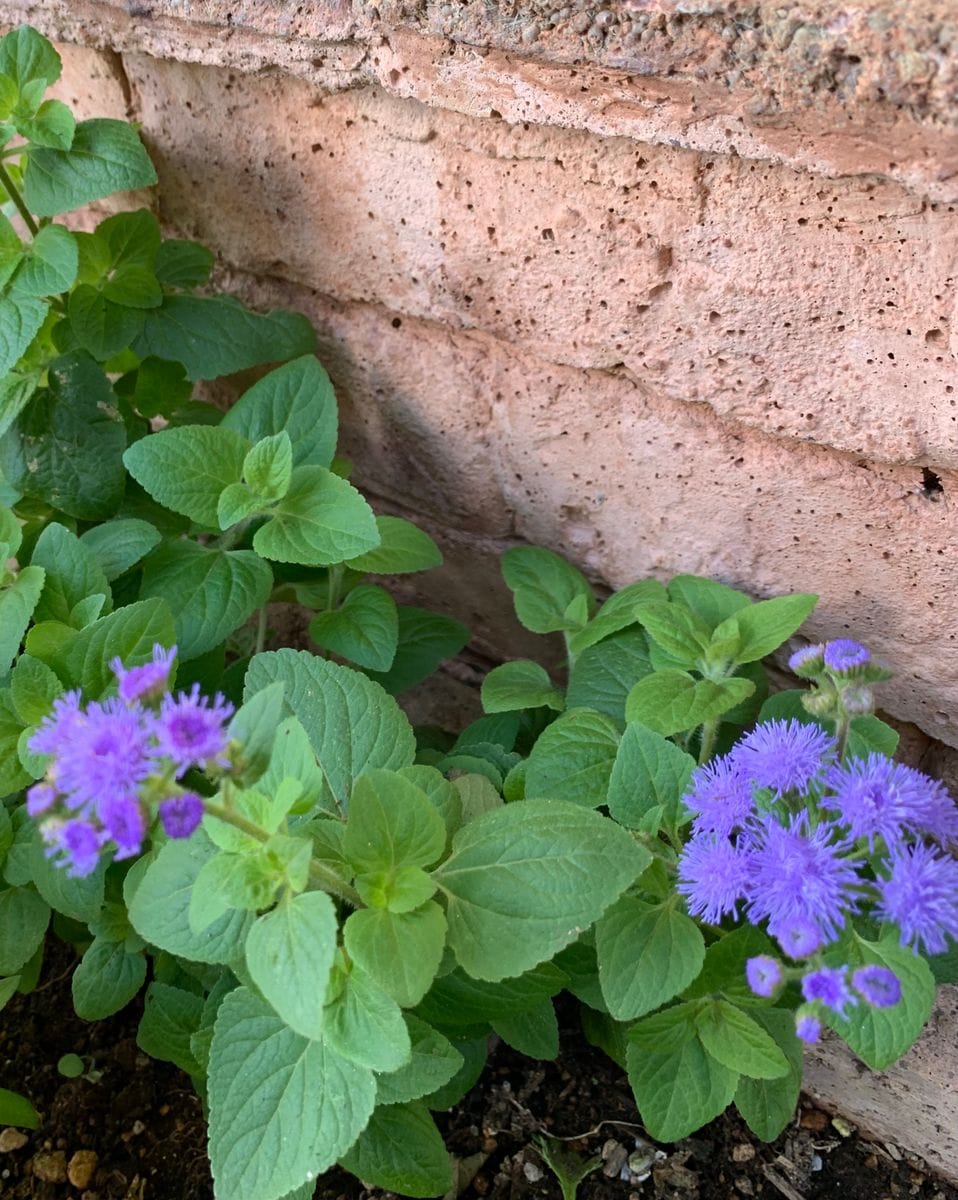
(607, 722, 695, 830)
(0, 293, 47, 377)
(714, 593, 817, 665)
(375, 1015, 463, 1105)
(123, 425, 249, 528)
(344, 902, 447, 1008)
(310, 584, 398, 672)
(435, 800, 650, 981)
(123, 355, 192, 419)
(0, 27, 60, 89)
(102, 264, 162, 309)
(339, 1102, 452, 1198)
(66, 283, 144, 360)
(140, 540, 272, 661)
(823, 931, 935, 1070)
(17, 98, 75, 149)
(596, 897, 705, 1021)
(625, 670, 754, 737)
(134, 295, 315, 382)
(492, 997, 559, 1059)
(79, 518, 161, 581)
(244, 431, 293, 500)
(364, 606, 470, 695)
(136, 981, 203, 1075)
(72, 935, 146, 1020)
(568, 580, 666, 655)
(12, 224, 77, 296)
(683, 926, 777, 1007)
(524, 709, 620, 808)
(221, 355, 337, 468)
(346, 516, 442, 575)
(324, 961, 411, 1072)
(0, 565, 44, 678)
(501, 546, 594, 634)
(696, 999, 789, 1079)
(667, 575, 751, 630)
(245, 649, 416, 813)
(9, 655, 61, 726)
(345, 768, 446, 875)
(626, 1034, 738, 1142)
(31, 522, 111, 625)
(846, 716, 900, 759)
(24, 118, 157, 216)
(0, 351, 126, 520)
(154, 238, 214, 289)
(227, 681, 286, 787)
(0, 372, 38, 443)
(481, 660, 563, 714)
(0, 886, 48, 973)
(127, 834, 253, 964)
(259, 715, 328, 815)
(634, 600, 712, 668)
(209, 986, 376, 1200)
(245, 891, 338, 1040)
(61, 597, 175, 698)
(28, 828, 106, 923)
(253, 465, 379, 567)
(566, 629, 652, 719)
(734, 1008, 803, 1141)
(0, 1088, 39, 1130)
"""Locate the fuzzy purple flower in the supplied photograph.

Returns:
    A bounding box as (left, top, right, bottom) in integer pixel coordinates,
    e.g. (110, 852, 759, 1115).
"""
(823, 639, 870, 673)
(745, 955, 783, 998)
(44, 819, 103, 878)
(159, 793, 204, 840)
(25, 782, 57, 817)
(773, 917, 823, 960)
(731, 719, 835, 795)
(795, 1013, 822, 1044)
(28, 690, 83, 758)
(746, 812, 861, 945)
(677, 834, 750, 925)
(824, 755, 958, 849)
(802, 965, 856, 1018)
(788, 644, 825, 676)
(112, 643, 176, 704)
(153, 684, 234, 776)
(686, 755, 755, 837)
(851, 965, 901, 1009)
(877, 843, 958, 956)
(53, 698, 153, 812)
(98, 795, 147, 860)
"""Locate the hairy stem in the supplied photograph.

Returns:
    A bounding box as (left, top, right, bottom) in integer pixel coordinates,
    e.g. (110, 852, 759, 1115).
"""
(697, 718, 719, 765)
(254, 605, 268, 657)
(202, 799, 360, 907)
(0, 161, 39, 236)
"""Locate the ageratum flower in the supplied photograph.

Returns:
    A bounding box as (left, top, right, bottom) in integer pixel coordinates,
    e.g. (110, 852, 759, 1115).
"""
(851, 965, 901, 1008)
(823, 639, 870, 673)
(28, 690, 83, 758)
(112, 643, 176, 704)
(731, 719, 835, 795)
(773, 916, 823, 960)
(877, 843, 958, 956)
(42, 818, 102, 878)
(795, 1012, 822, 1044)
(159, 793, 204, 839)
(788, 643, 825, 676)
(801, 965, 855, 1018)
(677, 834, 750, 925)
(745, 955, 783, 998)
(746, 812, 861, 946)
(50, 698, 153, 812)
(686, 754, 754, 837)
(824, 754, 958, 849)
(153, 684, 234, 776)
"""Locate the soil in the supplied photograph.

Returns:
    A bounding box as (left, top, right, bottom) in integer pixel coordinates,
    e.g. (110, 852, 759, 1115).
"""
(1, 943, 955, 1200)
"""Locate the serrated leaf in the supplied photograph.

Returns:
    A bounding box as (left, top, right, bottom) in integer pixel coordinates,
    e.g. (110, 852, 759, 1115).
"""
(434, 799, 650, 980)
(31, 521, 112, 625)
(523, 708, 619, 808)
(0, 372, 38, 442)
(310, 584, 398, 672)
(566, 629, 652, 719)
(24, 119, 157, 217)
(79, 518, 161, 581)
(607, 722, 695, 830)
(344, 903, 447, 1009)
(339, 1102, 452, 1198)
(346, 516, 442, 575)
(154, 238, 213, 289)
(0, 886, 48, 974)
(245, 649, 416, 813)
(635, 601, 712, 667)
(253, 465, 379, 567)
(734, 1008, 803, 1141)
(209, 986, 376, 1200)
(61, 597, 174, 698)
(375, 1014, 463, 1105)
(492, 997, 559, 1059)
(136, 981, 203, 1075)
(696, 1000, 789, 1079)
(245, 891, 338, 1040)
(0, 27, 61, 89)
(9, 655, 61, 726)
(597, 897, 705, 1021)
(16, 97, 74, 150)
(667, 575, 751, 630)
(72, 935, 146, 1020)
(222, 354, 337, 468)
(0, 293, 47, 377)
(364, 606, 470, 695)
(134, 295, 315, 382)
(501, 546, 594, 634)
(683, 926, 777, 1007)
(714, 593, 817, 665)
(324, 961, 411, 1072)
(568, 580, 666, 655)
(625, 670, 754, 737)
(345, 769, 446, 876)
(66, 283, 144, 360)
(0, 565, 44, 678)
(626, 1035, 738, 1142)
(481, 660, 563, 714)
(243, 431, 292, 499)
(12, 223, 77, 296)
(416, 962, 568, 1029)
(140, 540, 272, 661)
(123, 425, 249, 528)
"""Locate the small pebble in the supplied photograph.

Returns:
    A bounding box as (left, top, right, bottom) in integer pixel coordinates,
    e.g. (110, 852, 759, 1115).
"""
(732, 1143, 756, 1163)
(523, 1161, 544, 1183)
(800, 1109, 829, 1131)
(33, 1150, 67, 1183)
(0, 1128, 28, 1152)
(68, 1149, 98, 1189)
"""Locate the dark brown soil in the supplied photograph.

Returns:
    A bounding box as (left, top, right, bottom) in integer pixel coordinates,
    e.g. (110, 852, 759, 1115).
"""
(1, 944, 955, 1200)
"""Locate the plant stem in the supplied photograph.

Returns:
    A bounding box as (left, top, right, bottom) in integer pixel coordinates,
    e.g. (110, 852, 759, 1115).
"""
(834, 716, 850, 764)
(215, 517, 252, 552)
(202, 799, 360, 907)
(326, 563, 343, 612)
(698, 718, 719, 764)
(254, 605, 268, 656)
(0, 161, 39, 236)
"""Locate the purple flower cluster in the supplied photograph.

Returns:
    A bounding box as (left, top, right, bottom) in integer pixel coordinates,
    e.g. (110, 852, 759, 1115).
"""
(679, 713, 958, 968)
(26, 646, 231, 876)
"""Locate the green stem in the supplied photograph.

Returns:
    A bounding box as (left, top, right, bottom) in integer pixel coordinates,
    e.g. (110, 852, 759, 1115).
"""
(834, 717, 850, 764)
(215, 517, 253, 552)
(0, 160, 38, 236)
(698, 718, 719, 765)
(203, 799, 361, 907)
(326, 563, 343, 612)
(254, 605, 268, 656)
